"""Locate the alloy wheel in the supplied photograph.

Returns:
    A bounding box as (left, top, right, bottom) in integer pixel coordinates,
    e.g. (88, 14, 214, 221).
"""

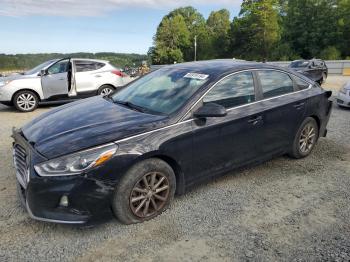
(101, 87, 113, 96)
(17, 93, 36, 111)
(299, 123, 316, 154)
(129, 172, 170, 218)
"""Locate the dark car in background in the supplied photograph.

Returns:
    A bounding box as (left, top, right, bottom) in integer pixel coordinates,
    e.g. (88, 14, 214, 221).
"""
(12, 60, 332, 225)
(288, 59, 328, 84)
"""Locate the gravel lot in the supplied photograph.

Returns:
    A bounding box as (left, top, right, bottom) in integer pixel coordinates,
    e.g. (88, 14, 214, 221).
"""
(0, 76, 349, 262)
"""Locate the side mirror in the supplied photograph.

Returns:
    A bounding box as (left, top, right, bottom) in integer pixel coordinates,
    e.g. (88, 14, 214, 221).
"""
(193, 103, 227, 118)
(39, 69, 48, 76)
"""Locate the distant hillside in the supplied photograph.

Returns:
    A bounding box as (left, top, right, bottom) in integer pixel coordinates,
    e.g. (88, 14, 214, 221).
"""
(0, 53, 148, 71)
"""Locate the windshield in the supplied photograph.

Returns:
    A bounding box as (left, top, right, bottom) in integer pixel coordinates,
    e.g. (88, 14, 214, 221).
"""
(24, 59, 58, 75)
(111, 68, 210, 115)
(289, 61, 309, 68)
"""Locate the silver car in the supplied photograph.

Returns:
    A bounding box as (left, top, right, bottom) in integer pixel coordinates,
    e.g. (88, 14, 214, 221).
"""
(0, 58, 132, 112)
(337, 81, 350, 108)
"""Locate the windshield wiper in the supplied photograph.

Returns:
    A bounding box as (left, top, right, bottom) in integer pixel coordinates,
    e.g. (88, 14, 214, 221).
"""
(114, 100, 146, 113)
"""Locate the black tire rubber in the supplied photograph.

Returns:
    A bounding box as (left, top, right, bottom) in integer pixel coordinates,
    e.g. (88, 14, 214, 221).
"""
(13, 90, 39, 112)
(112, 158, 176, 224)
(97, 85, 115, 95)
(289, 117, 319, 159)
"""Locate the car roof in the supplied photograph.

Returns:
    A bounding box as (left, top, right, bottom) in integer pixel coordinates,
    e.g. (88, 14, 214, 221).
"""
(160, 59, 291, 77)
(71, 58, 108, 63)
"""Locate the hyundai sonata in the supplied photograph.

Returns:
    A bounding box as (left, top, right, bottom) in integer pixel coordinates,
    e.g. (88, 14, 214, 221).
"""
(12, 60, 332, 224)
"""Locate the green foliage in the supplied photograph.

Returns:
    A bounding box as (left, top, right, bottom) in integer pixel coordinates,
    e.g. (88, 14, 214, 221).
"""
(320, 46, 341, 60)
(150, 1, 350, 63)
(337, 0, 350, 58)
(231, 0, 281, 61)
(206, 9, 231, 58)
(283, 0, 339, 59)
(152, 13, 191, 64)
(0, 53, 147, 71)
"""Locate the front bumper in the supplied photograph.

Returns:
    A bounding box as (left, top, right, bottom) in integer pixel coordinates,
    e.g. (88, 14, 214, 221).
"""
(337, 92, 350, 107)
(12, 129, 115, 224)
(0, 85, 15, 102)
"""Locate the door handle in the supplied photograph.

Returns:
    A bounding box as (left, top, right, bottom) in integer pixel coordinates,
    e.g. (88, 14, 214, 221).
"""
(293, 102, 305, 109)
(248, 115, 263, 125)
(58, 78, 65, 80)
(95, 75, 102, 78)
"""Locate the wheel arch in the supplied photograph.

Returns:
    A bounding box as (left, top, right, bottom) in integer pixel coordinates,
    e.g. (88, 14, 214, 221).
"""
(97, 84, 116, 95)
(144, 154, 185, 195)
(12, 89, 41, 103)
(309, 114, 321, 131)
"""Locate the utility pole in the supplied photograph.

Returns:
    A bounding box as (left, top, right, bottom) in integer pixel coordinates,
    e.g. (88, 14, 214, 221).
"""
(194, 35, 197, 61)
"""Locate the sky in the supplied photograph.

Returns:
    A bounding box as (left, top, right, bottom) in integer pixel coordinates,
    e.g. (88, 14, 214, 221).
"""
(0, 0, 242, 54)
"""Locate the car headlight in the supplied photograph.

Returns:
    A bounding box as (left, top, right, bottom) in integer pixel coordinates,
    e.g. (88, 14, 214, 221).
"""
(34, 143, 118, 177)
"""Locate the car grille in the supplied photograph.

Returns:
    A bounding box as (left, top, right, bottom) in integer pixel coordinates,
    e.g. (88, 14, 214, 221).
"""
(13, 144, 29, 188)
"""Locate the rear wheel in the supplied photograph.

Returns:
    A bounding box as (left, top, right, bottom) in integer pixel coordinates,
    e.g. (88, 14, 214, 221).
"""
(98, 85, 115, 96)
(289, 117, 319, 159)
(112, 158, 176, 224)
(13, 91, 39, 112)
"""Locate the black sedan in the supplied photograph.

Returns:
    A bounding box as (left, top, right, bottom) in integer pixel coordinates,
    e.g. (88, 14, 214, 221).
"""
(288, 59, 328, 84)
(12, 60, 332, 225)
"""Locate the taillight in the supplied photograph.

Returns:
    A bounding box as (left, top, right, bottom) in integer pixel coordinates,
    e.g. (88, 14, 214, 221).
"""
(111, 70, 124, 77)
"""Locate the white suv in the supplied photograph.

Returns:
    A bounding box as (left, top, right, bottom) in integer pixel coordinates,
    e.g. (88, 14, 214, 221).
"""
(0, 58, 133, 112)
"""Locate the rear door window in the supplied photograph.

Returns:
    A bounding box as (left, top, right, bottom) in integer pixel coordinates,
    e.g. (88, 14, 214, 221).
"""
(75, 61, 105, 72)
(258, 70, 294, 99)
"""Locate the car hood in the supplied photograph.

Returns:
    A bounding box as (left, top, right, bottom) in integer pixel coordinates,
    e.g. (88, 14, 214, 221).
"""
(21, 96, 167, 159)
(2, 73, 37, 81)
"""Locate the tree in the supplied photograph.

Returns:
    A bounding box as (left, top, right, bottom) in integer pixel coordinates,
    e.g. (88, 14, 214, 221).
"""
(165, 7, 209, 61)
(230, 0, 281, 60)
(283, 0, 339, 58)
(320, 46, 341, 60)
(337, 0, 350, 58)
(151, 15, 190, 64)
(206, 9, 231, 58)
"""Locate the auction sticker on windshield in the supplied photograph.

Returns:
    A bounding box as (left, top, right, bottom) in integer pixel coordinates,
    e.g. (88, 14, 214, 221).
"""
(184, 73, 209, 80)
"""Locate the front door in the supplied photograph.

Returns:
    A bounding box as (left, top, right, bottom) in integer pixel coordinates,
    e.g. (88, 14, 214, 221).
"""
(41, 59, 70, 99)
(190, 71, 263, 184)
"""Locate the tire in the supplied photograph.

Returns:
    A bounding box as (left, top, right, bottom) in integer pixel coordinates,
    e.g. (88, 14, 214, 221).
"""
(98, 85, 115, 96)
(13, 90, 39, 112)
(112, 158, 176, 224)
(289, 117, 319, 159)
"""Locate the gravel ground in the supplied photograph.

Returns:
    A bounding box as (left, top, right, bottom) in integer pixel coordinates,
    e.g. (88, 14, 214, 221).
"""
(0, 76, 349, 262)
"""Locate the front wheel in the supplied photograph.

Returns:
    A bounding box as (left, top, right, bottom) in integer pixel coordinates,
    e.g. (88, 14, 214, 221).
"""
(13, 91, 39, 112)
(112, 159, 176, 224)
(289, 117, 319, 159)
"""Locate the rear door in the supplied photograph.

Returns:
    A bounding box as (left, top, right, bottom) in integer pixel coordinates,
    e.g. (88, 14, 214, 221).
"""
(74, 60, 106, 93)
(190, 71, 263, 183)
(41, 59, 70, 99)
(255, 70, 307, 155)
